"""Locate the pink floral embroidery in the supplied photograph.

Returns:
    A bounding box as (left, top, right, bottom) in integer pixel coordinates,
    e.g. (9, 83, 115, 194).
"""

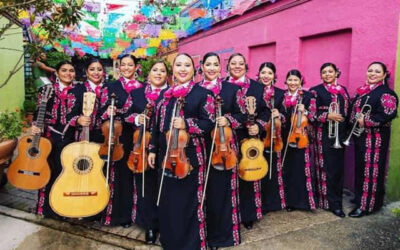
(131, 177, 138, 223)
(187, 118, 203, 134)
(368, 130, 381, 212)
(263, 85, 274, 109)
(381, 93, 397, 115)
(204, 94, 215, 122)
(304, 146, 316, 209)
(360, 133, 372, 211)
(276, 152, 286, 209)
(236, 88, 246, 113)
(225, 113, 241, 129)
(283, 91, 297, 108)
(254, 181, 262, 220)
(104, 163, 115, 225)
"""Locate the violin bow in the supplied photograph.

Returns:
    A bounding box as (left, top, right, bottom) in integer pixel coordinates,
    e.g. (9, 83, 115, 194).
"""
(201, 120, 218, 210)
(105, 93, 116, 187)
(142, 112, 146, 198)
(281, 95, 299, 170)
(156, 99, 178, 206)
(269, 95, 275, 180)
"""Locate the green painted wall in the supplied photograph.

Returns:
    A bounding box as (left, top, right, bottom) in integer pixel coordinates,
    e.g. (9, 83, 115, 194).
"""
(0, 16, 24, 112)
(387, 17, 400, 201)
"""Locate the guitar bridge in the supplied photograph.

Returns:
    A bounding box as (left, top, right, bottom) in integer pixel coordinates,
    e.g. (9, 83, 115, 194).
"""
(17, 170, 40, 176)
(63, 192, 98, 197)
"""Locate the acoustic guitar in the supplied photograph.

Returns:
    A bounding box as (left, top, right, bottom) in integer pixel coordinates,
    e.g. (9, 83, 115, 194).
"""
(8, 85, 53, 190)
(50, 92, 110, 218)
(238, 96, 268, 181)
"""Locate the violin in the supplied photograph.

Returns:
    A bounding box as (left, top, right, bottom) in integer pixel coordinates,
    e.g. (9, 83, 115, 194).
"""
(99, 93, 124, 162)
(288, 90, 309, 149)
(127, 103, 152, 173)
(264, 92, 283, 152)
(164, 97, 192, 179)
(211, 96, 237, 170)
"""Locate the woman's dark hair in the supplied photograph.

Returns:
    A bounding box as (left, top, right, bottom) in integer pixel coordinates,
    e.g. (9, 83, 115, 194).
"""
(55, 61, 74, 71)
(119, 54, 138, 65)
(320, 62, 341, 78)
(368, 61, 390, 83)
(149, 59, 170, 75)
(285, 69, 303, 85)
(173, 53, 197, 75)
(85, 57, 104, 71)
(198, 52, 220, 74)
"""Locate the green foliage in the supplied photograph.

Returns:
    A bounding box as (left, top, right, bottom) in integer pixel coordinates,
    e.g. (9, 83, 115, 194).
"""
(23, 99, 36, 113)
(0, 110, 23, 142)
(393, 208, 400, 217)
(23, 76, 37, 113)
(46, 51, 71, 68)
(137, 57, 172, 83)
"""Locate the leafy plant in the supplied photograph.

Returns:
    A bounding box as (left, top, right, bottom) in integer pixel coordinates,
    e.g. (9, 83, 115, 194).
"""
(0, 110, 23, 142)
(46, 51, 71, 68)
(393, 208, 400, 240)
(23, 99, 37, 113)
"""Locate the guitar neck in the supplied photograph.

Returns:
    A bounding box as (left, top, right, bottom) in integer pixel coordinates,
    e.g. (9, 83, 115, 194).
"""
(81, 126, 90, 142)
(32, 100, 47, 148)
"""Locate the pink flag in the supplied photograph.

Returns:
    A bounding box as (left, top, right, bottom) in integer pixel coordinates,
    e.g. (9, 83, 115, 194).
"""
(106, 4, 125, 11)
(231, 0, 257, 15)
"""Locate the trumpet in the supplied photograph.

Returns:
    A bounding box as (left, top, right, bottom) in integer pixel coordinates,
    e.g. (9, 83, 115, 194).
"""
(343, 96, 372, 146)
(328, 98, 342, 149)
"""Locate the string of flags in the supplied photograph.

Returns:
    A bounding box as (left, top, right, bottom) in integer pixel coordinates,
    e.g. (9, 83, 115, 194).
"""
(19, 0, 278, 59)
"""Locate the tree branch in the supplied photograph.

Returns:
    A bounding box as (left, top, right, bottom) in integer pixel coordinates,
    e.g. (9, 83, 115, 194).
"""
(0, 52, 25, 89)
(0, 0, 42, 11)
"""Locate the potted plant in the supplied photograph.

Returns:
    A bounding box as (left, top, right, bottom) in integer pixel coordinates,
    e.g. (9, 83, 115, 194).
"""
(0, 109, 23, 187)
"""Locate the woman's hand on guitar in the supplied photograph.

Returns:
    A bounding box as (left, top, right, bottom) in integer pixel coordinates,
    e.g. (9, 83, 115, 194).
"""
(297, 104, 305, 113)
(107, 106, 116, 116)
(31, 125, 41, 135)
(148, 153, 156, 169)
(78, 116, 91, 127)
(138, 114, 150, 125)
(216, 116, 229, 127)
(248, 124, 259, 136)
(272, 109, 280, 119)
(173, 117, 186, 129)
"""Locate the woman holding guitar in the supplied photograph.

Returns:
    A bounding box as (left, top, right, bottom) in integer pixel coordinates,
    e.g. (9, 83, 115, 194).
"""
(98, 54, 143, 227)
(198, 52, 245, 249)
(124, 59, 169, 244)
(281, 70, 317, 212)
(32, 61, 77, 218)
(257, 62, 287, 214)
(226, 53, 269, 230)
(67, 58, 106, 144)
(148, 53, 214, 250)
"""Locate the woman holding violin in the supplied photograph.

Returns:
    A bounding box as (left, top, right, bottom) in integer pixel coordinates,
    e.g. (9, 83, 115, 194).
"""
(281, 70, 317, 211)
(348, 62, 398, 218)
(148, 53, 214, 250)
(309, 63, 350, 218)
(98, 54, 143, 227)
(67, 58, 106, 144)
(32, 61, 77, 217)
(226, 53, 269, 229)
(198, 52, 245, 249)
(257, 62, 286, 213)
(124, 59, 169, 244)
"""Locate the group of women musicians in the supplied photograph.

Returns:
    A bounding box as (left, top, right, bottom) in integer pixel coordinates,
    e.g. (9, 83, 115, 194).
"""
(30, 51, 398, 250)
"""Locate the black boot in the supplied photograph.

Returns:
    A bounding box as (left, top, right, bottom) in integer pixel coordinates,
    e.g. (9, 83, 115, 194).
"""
(120, 222, 132, 228)
(331, 209, 345, 218)
(146, 229, 158, 244)
(242, 221, 253, 230)
(348, 208, 367, 218)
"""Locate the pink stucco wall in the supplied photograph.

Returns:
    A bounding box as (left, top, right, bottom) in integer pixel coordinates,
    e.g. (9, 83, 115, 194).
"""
(179, 0, 400, 93)
(178, 0, 400, 190)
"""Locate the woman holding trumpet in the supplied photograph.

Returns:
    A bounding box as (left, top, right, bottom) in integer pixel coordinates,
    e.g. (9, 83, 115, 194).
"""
(347, 62, 398, 218)
(257, 62, 287, 213)
(281, 70, 317, 211)
(148, 53, 215, 250)
(309, 63, 350, 217)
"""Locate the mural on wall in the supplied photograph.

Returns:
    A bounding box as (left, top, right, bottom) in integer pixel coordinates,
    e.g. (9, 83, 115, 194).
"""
(19, 0, 278, 59)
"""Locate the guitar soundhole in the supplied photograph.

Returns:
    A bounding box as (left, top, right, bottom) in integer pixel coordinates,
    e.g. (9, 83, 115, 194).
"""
(73, 156, 93, 175)
(77, 159, 90, 171)
(247, 148, 259, 159)
(28, 147, 39, 157)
